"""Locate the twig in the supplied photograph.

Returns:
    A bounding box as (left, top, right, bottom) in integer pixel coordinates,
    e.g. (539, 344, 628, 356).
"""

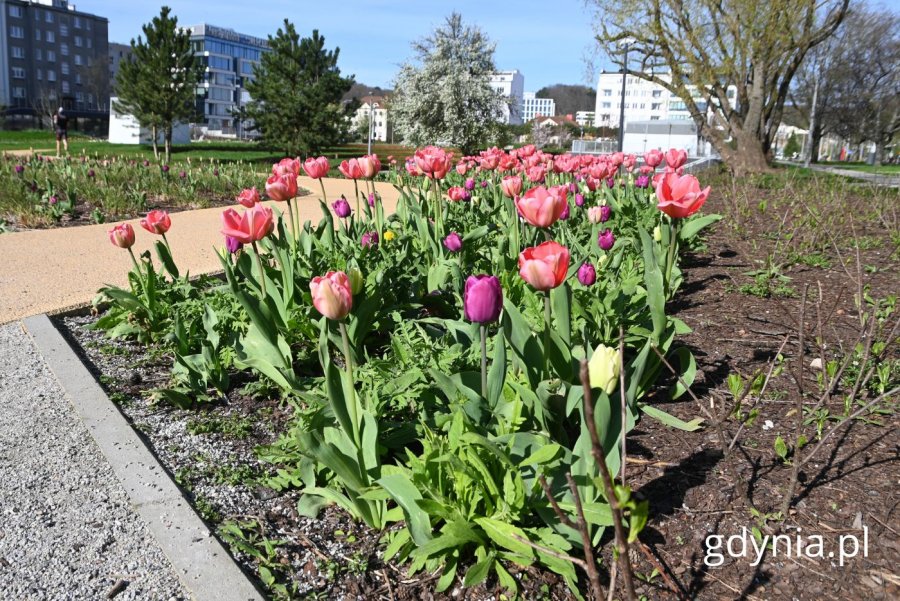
(381, 568, 395, 601)
(635, 540, 686, 599)
(618, 326, 627, 483)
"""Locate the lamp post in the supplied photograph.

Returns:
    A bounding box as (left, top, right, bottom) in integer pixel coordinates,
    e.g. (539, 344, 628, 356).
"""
(366, 90, 375, 156)
(617, 37, 636, 152)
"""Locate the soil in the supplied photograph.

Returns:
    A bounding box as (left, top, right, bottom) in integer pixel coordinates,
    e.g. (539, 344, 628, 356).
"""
(53, 182, 899, 600)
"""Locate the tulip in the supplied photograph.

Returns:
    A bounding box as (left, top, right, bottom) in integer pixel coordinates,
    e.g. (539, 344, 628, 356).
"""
(414, 146, 452, 179)
(516, 186, 567, 228)
(644, 149, 664, 168)
(302, 156, 329, 179)
(622, 154, 636, 172)
(664, 148, 688, 170)
(456, 162, 468, 176)
(638, 165, 654, 176)
(577, 262, 596, 287)
(87, 169, 95, 178)
(273, 157, 301, 177)
(368, 193, 376, 207)
(501, 176, 523, 199)
(575, 193, 585, 207)
(347, 265, 364, 295)
(265, 173, 297, 201)
(518, 241, 570, 291)
(587, 206, 603, 224)
(443, 232, 463, 252)
(140, 209, 171, 235)
(179, 170, 187, 179)
(653, 225, 663, 242)
(49, 196, 58, 205)
(560, 203, 570, 220)
(358, 155, 380, 179)
(635, 175, 650, 188)
(108, 223, 135, 249)
(142, 160, 150, 167)
(224, 235, 243, 254)
(588, 344, 620, 395)
(361, 231, 379, 248)
(220, 204, 274, 245)
(464, 275, 503, 323)
(310, 271, 353, 321)
(162, 165, 170, 173)
(599, 205, 611, 222)
(598, 229, 615, 251)
(332, 196, 351, 218)
(447, 186, 470, 202)
(338, 158, 365, 179)
(655, 172, 711, 219)
(236, 187, 260, 208)
(465, 178, 476, 191)
(213, 169, 219, 177)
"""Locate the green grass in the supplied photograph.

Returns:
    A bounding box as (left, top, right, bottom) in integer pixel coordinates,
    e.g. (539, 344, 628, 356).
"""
(816, 161, 900, 175)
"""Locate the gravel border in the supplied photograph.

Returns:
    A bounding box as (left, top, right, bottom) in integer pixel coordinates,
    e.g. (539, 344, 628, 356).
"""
(19, 315, 264, 601)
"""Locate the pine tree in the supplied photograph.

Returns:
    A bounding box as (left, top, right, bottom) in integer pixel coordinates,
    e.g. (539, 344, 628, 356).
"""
(243, 22, 356, 157)
(113, 6, 201, 162)
(391, 12, 505, 154)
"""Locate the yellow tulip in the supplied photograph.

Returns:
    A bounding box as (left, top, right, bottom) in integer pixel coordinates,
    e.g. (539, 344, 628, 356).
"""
(383, 230, 395, 242)
(588, 344, 620, 395)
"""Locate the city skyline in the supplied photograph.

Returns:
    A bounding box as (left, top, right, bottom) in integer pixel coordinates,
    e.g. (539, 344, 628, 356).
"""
(72, 0, 603, 91)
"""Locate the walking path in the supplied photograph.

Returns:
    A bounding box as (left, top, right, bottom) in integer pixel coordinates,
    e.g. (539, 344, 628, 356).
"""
(785, 162, 900, 188)
(0, 177, 401, 324)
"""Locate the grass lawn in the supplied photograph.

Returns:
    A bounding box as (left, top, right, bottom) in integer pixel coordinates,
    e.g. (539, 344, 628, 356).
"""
(816, 161, 900, 175)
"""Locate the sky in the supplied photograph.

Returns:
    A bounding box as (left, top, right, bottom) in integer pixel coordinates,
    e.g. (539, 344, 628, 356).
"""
(78, 0, 605, 92)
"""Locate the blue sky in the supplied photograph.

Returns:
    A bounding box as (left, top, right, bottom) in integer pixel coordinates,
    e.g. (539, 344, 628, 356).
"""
(81, 0, 603, 92)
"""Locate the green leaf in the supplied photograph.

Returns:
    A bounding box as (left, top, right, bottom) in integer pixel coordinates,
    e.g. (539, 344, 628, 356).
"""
(154, 240, 180, 279)
(474, 518, 534, 559)
(551, 283, 572, 346)
(377, 473, 433, 546)
(520, 443, 561, 467)
(639, 229, 666, 341)
(463, 555, 493, 587)
(638, 403, 704, 431)
(774, 435, 788, 460)
(679, 214, 722, 241)
(669, 347, 697, 400)
(487, 331, 506, 408)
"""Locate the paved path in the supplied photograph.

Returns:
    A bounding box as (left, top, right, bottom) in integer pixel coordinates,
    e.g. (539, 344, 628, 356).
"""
(782, 161, 900, 188)
(0, 322, 188, 600)
(0, 177, 400, 324)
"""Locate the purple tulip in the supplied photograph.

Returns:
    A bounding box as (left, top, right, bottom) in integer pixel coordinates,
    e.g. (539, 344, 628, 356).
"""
(560, 203, 570, 220)
(598, 228, 615, 251)
(606, 177, 615, 188)
(368, 193, 376, 208)
(599, 205, 611, 223)
(87, 169, 95, 178)
(213, 169, 220, 177)
(49, 196, 58, 206)
(225, 235, 243, 254)
(179, 170, 187, 179)
(575, 193, 585, 207)
(568, 182, 577, 194)
(464, 275, 503, 323)
(577, 263, 596, 286)
(162, 165, 170, 173)
(480, 180, 489, 188)
(465, 178, 476, 191)
(332, 197, 352, 218)
(143, 159, 150, 167)
(14, 165, 24, 174)
(361, 231, 379, 248)
(443, 232, 463, 252)
(635, 175, 650, 188)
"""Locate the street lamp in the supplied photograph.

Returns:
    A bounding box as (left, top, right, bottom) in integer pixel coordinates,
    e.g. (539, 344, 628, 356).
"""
(366, 90, 375, 156)
(617, 37, 636, 153)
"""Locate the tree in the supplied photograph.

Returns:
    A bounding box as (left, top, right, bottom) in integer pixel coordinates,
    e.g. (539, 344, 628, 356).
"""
(589, 0, 850, 175)
(114, 6, 202, 162)
(244, 22, 355, 157)
(783, 132, 802, 157)
(391, 12, 505, 154)
(535, 84, 596, 116)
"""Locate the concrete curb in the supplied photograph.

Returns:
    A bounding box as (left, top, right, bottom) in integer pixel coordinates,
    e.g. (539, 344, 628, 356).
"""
(22, 314, 265, 601)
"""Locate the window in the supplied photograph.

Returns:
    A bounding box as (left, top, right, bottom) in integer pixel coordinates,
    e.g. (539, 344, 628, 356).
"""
(47, 50, 56, 62)
(61, 43, 69, 56)
(37, 68, 43, 80)
(86, 20, 91, 31)
(10, 26, 24, 38)
(46, 11, 54, 23)
(35, 29, 41, 41)
(61, 62, 69, 75)
(34, 9, 41, 20)
(62, 81, 70, 93)
(651, 103, 662, 110)
(48, 70, 57, 82)
(652, 90, 662, 98)
(60, 24, 68, 36)
(74, 55, 82, 66)
(13, 87, 26, 98)
(12, 47, 25, 59)
(9, 5, 23, 17)
(35, 48, 43, 60)
(74, 36, 82, 47)
(75, 73, 81, 84)
(604, 89, 612, 96)
(74, 16, 82, 29)
(86, 38, 92, 49)
(46, 31, 55, 43)
(76, 92, 84, 102)
(12, 67, 26, 79)
(602, 102, 611, 109)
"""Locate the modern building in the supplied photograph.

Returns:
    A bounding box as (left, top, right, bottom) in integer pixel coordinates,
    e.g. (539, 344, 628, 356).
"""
(107, 41, 131, 92)
(594, 70, 670, 128)
(186, 23, 269, 137)
(489, 70, 524, 125)
(1, 0, 109, 124)
(623, 120, 700, 156)
(108, 95, 190, 145)
(522, 91, 555, 122)
(350, 95, 388, 142)
(575, 111, 596, 127)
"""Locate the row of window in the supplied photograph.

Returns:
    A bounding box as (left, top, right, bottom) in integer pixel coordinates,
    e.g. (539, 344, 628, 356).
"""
(8, 5, 92, 29)
(10, 46, 91, 66)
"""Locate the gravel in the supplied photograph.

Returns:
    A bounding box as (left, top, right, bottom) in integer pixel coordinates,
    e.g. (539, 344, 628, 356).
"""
(0, 322, 188, 600)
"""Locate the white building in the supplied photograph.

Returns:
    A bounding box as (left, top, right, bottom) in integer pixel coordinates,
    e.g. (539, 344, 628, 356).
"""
(523, 91, 555, 122)
(575, 111, 596, 127)
(623, 120, 699, 156)
(108, 96, 190, 145)
(350, 95, 388, 142)
(490, 70, 524, 125)
(594, 71, 670, 128)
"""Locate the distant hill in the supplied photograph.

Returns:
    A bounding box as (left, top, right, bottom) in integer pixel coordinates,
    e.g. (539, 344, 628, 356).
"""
(535, 84, 596, 116)
(343, 83, 393, 103)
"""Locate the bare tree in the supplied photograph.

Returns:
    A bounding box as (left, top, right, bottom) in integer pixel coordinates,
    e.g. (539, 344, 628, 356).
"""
(588, 0, 850, 175)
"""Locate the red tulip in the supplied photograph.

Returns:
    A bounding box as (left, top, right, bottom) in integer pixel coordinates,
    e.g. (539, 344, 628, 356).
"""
(221, 204, 274, 244)
(302, 156, 329, 179)
(518, 241, 570, 291)
(644, 149, 664, 168)
(339, 158, 365, 179)
(655, 172, 711, 219)
(447, 186, 470, 202)
(108, 223, 135, 249)
(266, 173, 298, 201)
(414, 146, 452, 179)
(501, 176, 523, 199)
(236, 187, 260, 208)
(516, 185, 567, 228)
(664, 148, 688, 170)
(272, 157, 301, 177)
(140, 210, 171, 235)
(310, 271, 353, 320)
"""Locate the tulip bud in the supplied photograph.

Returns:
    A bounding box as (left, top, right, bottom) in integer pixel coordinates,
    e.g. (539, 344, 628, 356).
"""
(464, 275, 503, 323)
(332, 197, 351, 218)
(574, 193, 585, 207)
(653, 225, 662, 242)
(347, 266, 364, 295)
(577, 263, 596, 287)
(443, 232, 463, 252)
(588, 344, 620, 395)
(598, 228, 615, 251)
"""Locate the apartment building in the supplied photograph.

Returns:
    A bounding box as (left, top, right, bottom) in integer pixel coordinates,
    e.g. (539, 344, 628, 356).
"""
(107, 41, 131, 91)
(523, 91, 555, 122)
(489, 70, 524, 125)
(1, 0, 109, 122)
(350, 95, 388, 142)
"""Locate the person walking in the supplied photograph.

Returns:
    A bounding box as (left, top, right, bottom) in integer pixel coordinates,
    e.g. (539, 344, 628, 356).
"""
(53, 107, 69, 157)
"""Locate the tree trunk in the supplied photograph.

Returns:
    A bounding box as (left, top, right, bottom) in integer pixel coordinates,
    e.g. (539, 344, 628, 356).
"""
(874, 140, 884, 166)
(151, 125, 159, 161)
(809, 127, 823, 164)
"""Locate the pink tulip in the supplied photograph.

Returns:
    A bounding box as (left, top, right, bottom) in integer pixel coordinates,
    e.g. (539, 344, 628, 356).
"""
(236, 187, 260, 208)
(455, 162, 469, 176)
(664, 148, 688, 170)
(622, 154, 636, 172)
(358, 155, 381, 178)
(272, 157, 301, 177)
(108, 223, 135, 249)
(140, 210, 171, 235)
(501, 176, 523, 199)
(339, 158, 365, 179)
(644, 149, 664, 168)
(655, 172, 711, 219)
(516, 185, 567, 228)
(414, 146, 452, 179)
(265, 173, 297, 201)
(220, 204, 274, 244)
(310, 271, 353, 320)
(518, 241, 570, 291)
(302, 156, 330, 179)
(447, 186, 470, 202)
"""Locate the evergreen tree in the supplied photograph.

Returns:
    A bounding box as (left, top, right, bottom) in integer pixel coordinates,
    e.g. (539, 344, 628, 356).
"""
(244, 22, 355, 156)
(114, 6, 201, 162)
(391, 12, 505, 154)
